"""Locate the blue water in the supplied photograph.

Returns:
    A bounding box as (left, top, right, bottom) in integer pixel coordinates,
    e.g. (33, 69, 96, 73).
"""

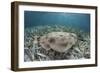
(24, 11, 90, 32)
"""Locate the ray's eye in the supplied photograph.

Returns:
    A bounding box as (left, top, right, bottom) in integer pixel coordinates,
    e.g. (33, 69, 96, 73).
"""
(49, 38, 55, 43)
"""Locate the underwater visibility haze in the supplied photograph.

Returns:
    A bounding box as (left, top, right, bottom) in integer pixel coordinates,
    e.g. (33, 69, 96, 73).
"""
(24, 11, 90, 32)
